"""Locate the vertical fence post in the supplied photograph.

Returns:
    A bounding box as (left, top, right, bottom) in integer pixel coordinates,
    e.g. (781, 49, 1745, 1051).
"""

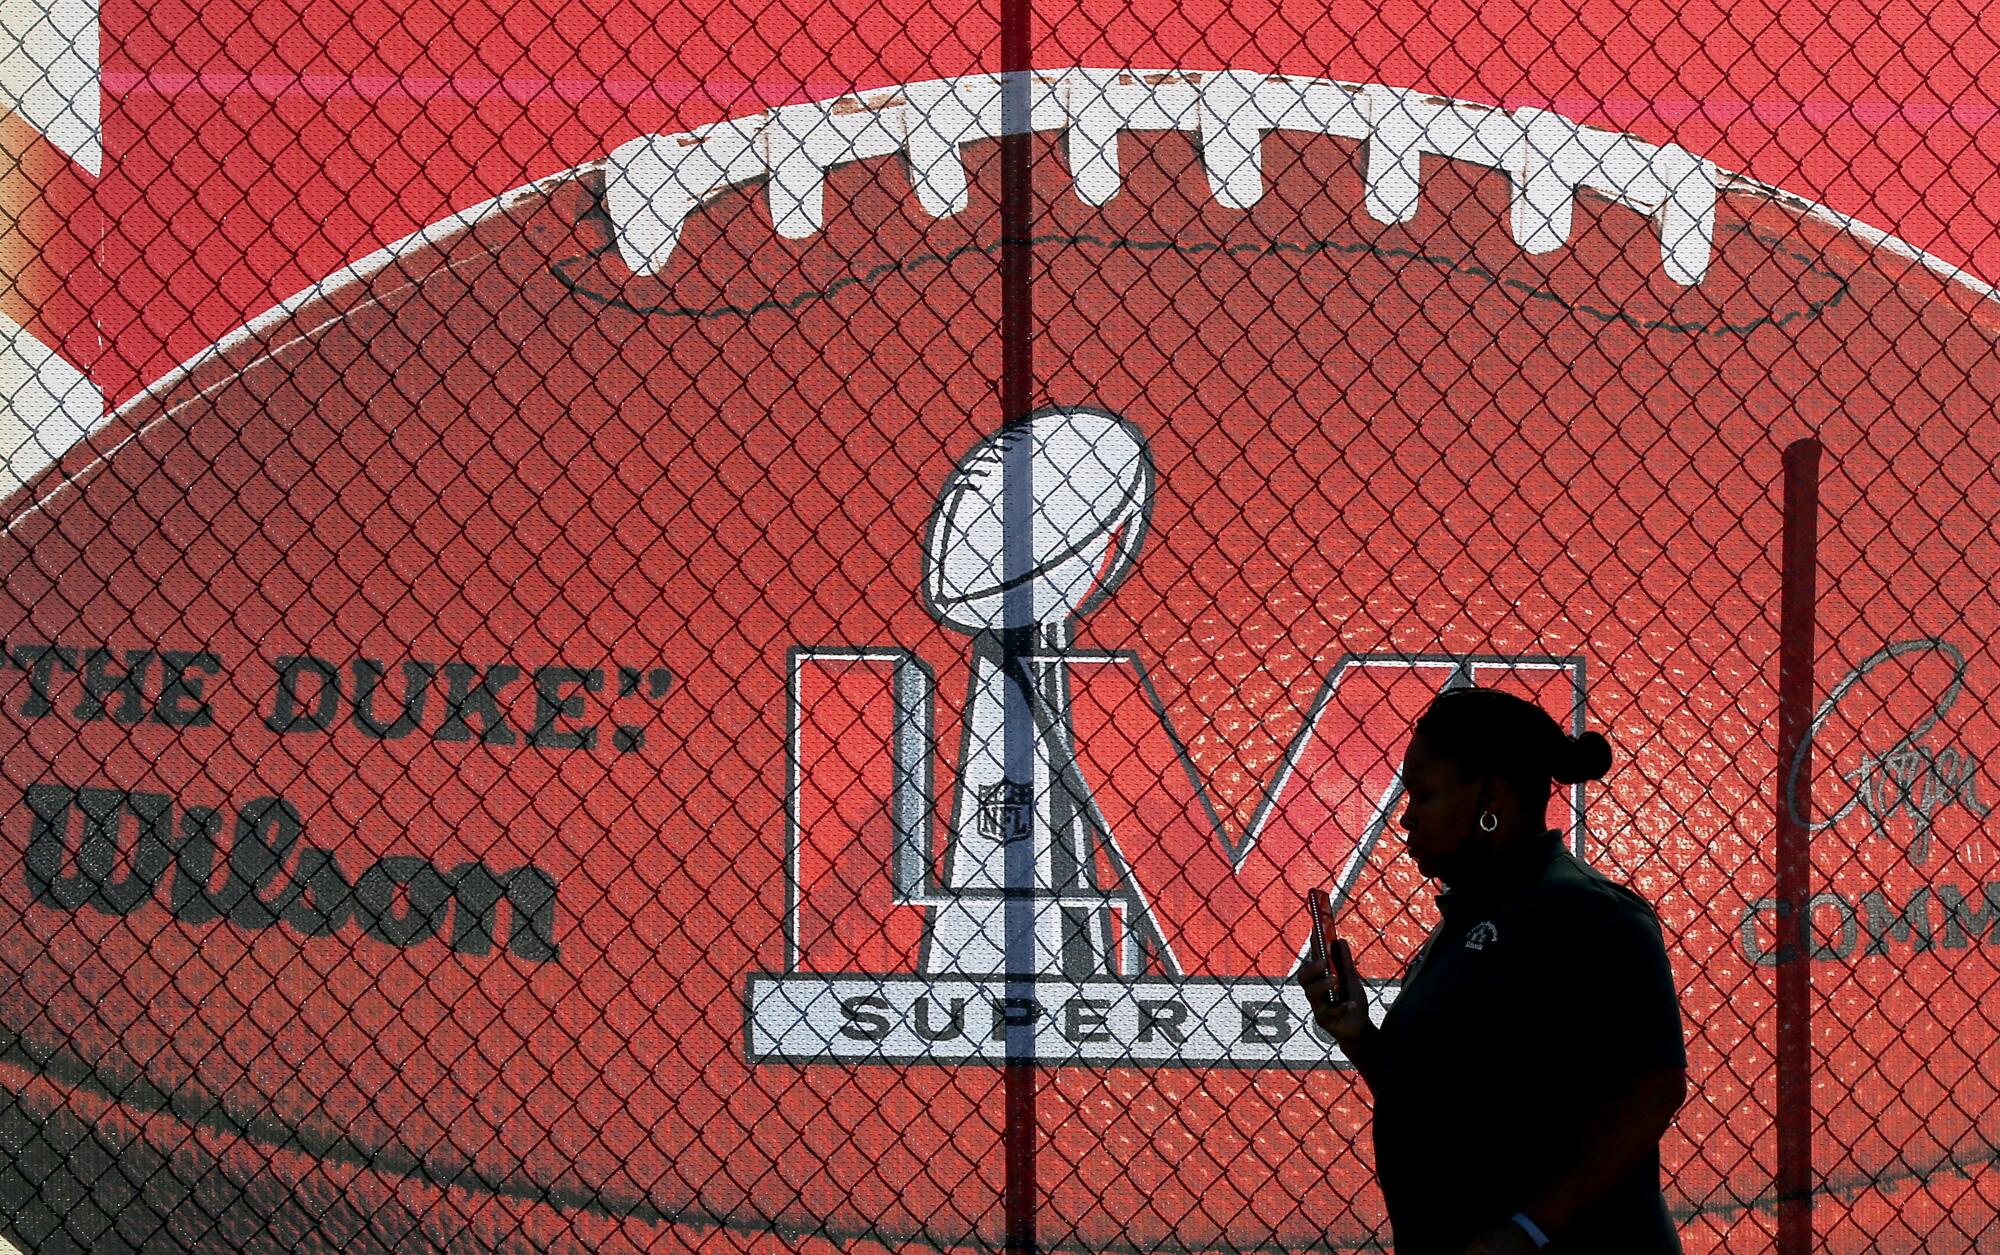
(997, 3, 1036, 1255)
(1775, 436, 1821, 1255)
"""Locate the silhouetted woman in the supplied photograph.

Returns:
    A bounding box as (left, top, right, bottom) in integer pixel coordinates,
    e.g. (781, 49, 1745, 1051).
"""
(1299, 687, 1687, 1254)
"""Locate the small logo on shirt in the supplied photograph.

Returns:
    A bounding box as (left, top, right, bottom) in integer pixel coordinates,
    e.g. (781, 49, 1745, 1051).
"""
(1464, 921, 1499, 950)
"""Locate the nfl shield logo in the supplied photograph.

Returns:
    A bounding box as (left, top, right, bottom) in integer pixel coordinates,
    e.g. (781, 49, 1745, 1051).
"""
(977, 779, 1035, 845)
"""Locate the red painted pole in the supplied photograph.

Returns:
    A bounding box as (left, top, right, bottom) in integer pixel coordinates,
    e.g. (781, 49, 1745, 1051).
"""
(998, 3, 1036, 1255)
(1775, 436, 1821, 1255)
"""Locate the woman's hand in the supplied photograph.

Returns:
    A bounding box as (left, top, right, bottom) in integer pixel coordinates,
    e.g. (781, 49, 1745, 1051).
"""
(1459, 1220, 1541, 1255)
(1295, 936, 1370, 1050)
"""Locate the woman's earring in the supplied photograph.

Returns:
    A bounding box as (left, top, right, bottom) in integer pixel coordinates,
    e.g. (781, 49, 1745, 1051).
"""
(1478, 810, 1498, 833)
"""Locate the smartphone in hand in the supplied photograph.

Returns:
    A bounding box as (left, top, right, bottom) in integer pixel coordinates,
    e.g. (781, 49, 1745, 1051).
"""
(1306, 888, 1332, 970)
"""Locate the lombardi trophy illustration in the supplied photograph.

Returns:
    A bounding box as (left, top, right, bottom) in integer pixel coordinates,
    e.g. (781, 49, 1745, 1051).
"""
(920, 406, 1156, 979)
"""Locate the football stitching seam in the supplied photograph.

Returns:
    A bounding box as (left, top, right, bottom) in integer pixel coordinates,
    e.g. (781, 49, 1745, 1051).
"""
(552, 217, 1851, 338)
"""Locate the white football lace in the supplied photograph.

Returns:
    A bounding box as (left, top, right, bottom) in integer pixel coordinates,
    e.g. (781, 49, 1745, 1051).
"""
(606, 68, 1719, 286)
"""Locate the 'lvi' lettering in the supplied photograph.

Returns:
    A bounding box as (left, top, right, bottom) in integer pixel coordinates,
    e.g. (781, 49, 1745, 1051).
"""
(786, 649, 1586, 980)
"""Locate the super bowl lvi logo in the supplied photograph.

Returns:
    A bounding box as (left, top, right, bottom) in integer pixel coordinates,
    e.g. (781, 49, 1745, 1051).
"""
(746, 408, 1587, 1066)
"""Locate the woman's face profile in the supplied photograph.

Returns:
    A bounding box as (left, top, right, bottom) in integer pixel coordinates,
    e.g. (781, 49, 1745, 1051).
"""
(1398, 733, 1487, 882)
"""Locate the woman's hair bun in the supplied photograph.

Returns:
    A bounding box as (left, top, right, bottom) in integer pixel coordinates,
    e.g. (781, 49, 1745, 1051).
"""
(1552, 730, 1613, 784)
(1413, 686, 1613, 793)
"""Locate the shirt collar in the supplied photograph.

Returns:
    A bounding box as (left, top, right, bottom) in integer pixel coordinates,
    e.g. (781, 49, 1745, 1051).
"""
(1434, 829, 1564, 918)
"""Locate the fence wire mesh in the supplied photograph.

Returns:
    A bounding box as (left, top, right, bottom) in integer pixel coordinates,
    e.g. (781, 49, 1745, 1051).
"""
(0, 2, 1997, 1254)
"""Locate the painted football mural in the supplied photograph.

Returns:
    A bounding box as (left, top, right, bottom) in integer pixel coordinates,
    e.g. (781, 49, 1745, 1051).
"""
(3, 9, 2000, 1255)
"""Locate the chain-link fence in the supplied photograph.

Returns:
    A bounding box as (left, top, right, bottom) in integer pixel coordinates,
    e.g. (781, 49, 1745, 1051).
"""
(0, 2, 1998, 1253)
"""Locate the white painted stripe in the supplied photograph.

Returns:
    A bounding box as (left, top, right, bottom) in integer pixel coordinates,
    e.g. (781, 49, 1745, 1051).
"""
(0, 0, 99, 172)
(0, 309, 101, 501)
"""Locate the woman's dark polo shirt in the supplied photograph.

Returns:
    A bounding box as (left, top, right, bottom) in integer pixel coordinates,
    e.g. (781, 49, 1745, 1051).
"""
(1368, 830, 1686, 1254)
